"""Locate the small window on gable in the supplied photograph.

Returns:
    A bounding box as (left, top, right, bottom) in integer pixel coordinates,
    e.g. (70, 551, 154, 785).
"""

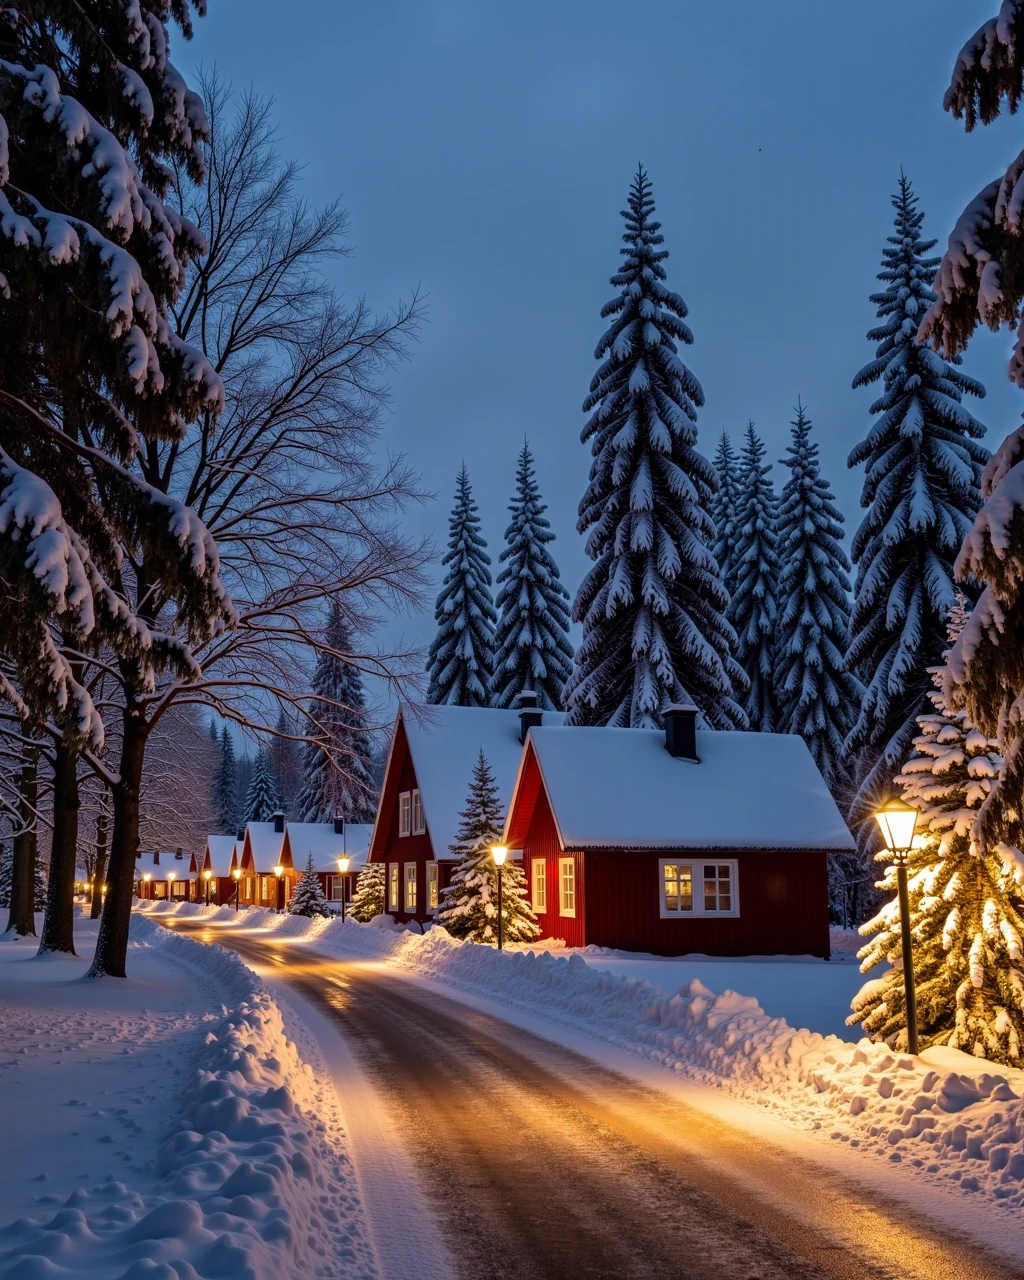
(660, 859, 739, 918)
(399, 792, 411, 837)
(412, 789, 426, 835)
(531, 858, 547, 913)
(388, 863, 400, 910)
(558, 857, 575, 917)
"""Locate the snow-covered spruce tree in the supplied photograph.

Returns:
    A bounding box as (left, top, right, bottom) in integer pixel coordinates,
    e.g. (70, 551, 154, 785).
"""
(849, 601, 1024, 1064)
(846, 175, 988, 862)
(269, 710, 302, 816)
(565, 167, 747, 729)
(288, 852, 331, 918)
(438, 748, 538, 945)
(711, 431, 741, 601)
(919, 7, 1024, 866)
(490, 442, 574, 710)
(349, 862, 386, 922)
(0, 841, 10, 909)
(426, 468, 495, 706)
(296, 601, 377, 823)
(729, 423, 781, 732)
(775, 403, 860, 789)
(212, 727, 238, 832)
(244, 748, 279, 824)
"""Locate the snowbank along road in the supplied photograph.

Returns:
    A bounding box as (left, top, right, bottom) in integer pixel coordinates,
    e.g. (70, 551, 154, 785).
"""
(161, 919, 1024, 1280)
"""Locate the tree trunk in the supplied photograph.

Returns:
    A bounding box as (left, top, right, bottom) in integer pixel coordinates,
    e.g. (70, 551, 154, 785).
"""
(6, 755, 38, 936)
(38, 743, 80, 955)
(88, 718, 145, 978)
(90, 808, 109, 920)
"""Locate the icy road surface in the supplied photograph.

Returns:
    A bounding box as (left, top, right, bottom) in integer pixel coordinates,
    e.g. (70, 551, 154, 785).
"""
(160, 919, 1022, 1280)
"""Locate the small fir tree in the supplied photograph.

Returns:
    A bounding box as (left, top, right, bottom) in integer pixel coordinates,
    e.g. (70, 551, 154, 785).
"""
(849, 599, 1024, 1064)
(437, 749, 539, 944)
(33, 857, 47, 911)
(775, 404, 860, 789)
(426, 467, 496, 706)
(270, 709, 302, 817)
(845, 176, 988, 860)
(730, 423, 781, 732)
(491, 442, 574, 710)
(212, 727, 239, 833)
(288, 852, 331, 918)
(349, 863, 386, 922)
(564, 166, 747, 729)
(245, 748, 280, 824)
(296, 602, 377, 822)
(711, 431, 741, 600)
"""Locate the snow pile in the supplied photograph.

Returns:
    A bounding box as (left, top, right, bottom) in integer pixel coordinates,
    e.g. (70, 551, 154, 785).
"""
(0, 915, 374, 1279)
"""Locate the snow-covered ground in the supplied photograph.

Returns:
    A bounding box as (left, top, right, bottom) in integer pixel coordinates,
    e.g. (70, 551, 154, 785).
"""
(138, 903, 1024, 1221)
(0, 913, 376, 1279)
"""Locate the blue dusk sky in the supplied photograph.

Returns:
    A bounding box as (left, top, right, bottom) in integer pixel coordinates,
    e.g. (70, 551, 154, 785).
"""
(188, 1, 1022, 685)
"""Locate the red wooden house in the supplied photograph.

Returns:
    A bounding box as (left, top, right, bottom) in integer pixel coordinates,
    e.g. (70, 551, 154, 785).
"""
(369, 700, 564, 924)
(503, 705, 854, 958)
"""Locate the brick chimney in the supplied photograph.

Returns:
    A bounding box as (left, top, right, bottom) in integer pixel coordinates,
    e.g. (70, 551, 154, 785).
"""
(518, 690, 543, 744)
(334, 818, 345, 835)
(664, 702, 699, 762)
(273, 811, 285, 834)
(236, 828, 245, 842)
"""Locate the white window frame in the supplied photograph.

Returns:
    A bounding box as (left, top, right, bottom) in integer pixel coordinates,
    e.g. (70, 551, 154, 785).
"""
(558, 857, 576, 918)
(330, 875, 345, 902)
(388, 862, 400, 910)
(658, 858, 740, 919)
(531, 857, 547, 912)
(412, 789, 426, 836)
(398, 791, 411, 837)
(426, 861, 439, 912)
(404, 863, 418, 911)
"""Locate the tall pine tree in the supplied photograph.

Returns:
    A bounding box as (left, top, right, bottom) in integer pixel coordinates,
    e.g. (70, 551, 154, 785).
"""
(775, 404, 859, 788)
(564, 167, 747, 730)
(850, 599, 1024, 1065)
(212, 727, 238, 833)
(426, 467, 495, 707)
(296, 601, 377, 823)
(711, 431, 740, 601)
(244, 748, 279, 824)
(729, 423, 780, 732)
(491, 442, 574, 710)
(846, 175, 988, 852)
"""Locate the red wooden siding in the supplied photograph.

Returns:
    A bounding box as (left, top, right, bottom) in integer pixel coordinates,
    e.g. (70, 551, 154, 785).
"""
(521, 780, 586, 949)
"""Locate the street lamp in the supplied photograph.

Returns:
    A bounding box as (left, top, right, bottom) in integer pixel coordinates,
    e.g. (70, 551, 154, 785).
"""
(274, 864, 284, 913)
(874, 797, 920, 1056)
(142, 872, 151, 902)
(231, 866, 241, 912)
(337, 855, 351, 924)
(203, 868, 213, 907)
(167, 870, 176, 902)
(491, 846, 508, 951)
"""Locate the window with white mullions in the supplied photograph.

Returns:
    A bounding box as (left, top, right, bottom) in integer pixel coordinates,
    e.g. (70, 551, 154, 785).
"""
(659, 858, 738, 918)
(398, 792, 411, 837)
(558, 857, 575, 917)
(412, 789, 426, 835)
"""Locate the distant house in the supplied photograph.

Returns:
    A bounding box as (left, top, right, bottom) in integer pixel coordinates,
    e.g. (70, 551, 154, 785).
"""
(287, 821, 372, 907)
(135, 848, 193, 901)
(502, 704, 854, 958)
(368, 699, 564, 924)
(199, 835, 244, 905)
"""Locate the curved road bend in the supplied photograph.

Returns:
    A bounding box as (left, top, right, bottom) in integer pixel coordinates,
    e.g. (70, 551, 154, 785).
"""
(162, 920, 1023, 1280)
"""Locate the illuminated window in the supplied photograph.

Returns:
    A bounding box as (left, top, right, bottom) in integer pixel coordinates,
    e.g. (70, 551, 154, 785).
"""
(404, 863, 417, 911)
(659, 859, 738, 918)
(388, 863, 399, 910)
(412, 789, 426, 835)
(531, 858, 547, 912)
(427, 862, 439, 911)
(558, 858, 575, 917)
(398, 792, 411, 837)
(331, 876, 345, 901)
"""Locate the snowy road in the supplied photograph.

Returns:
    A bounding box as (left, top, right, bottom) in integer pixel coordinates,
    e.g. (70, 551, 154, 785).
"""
(162, 920, 1023, 1280)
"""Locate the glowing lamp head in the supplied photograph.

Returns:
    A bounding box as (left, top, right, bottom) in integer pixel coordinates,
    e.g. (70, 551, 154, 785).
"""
(491, 845, 508, 867)
(273, 865, 284, 878)
(167, 871, 176, 882)
(143, 873, 152, 883)
(874, 798, 918, 854)
(231, 868, 241, 881)
(203, 869, 213, 881)
(337, 856, 351, 874)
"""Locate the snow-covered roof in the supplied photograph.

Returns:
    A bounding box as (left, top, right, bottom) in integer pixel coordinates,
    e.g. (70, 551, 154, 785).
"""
(204, 836, 241, 878)
(135, 850, 192, 879)
(286, 823, 372, 874)
(400, 702, 565, 860)
(245, 822, 286, 869)
(512, 726, 855, 852)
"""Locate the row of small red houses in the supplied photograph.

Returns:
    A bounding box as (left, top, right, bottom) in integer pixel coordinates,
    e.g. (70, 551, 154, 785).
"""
(139, 694, 854, 958)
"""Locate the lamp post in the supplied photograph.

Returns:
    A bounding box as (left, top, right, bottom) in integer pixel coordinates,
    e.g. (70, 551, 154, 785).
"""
(142, 872, 151, 901)
(203, 868, 213, 907)
(491, 846, 508, 951)
(231, 867, 241, 912)
(167, 870, 176, 902)
(874, 797, 920, 1056)
(274, 864, 284, 913)
(337, 855, 351, 924)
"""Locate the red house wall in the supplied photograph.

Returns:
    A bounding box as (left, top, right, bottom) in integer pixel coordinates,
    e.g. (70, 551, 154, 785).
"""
(372, 741, 451, 925)
(521, 789, 586, 949)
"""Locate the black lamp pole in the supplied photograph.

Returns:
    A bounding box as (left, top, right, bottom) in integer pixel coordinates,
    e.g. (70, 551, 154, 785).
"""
(497, 865, 504, 952)
(894, 851, 919, 1056)
(234, 877, 240, 911)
